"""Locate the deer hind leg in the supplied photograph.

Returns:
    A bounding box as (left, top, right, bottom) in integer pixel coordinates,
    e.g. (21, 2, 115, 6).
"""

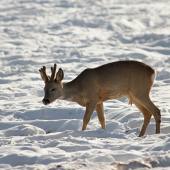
(95, 103, 106, 131)
(129, 97, 152, 137)
(130, 92, 161, 135)
(82, 101, 97, 131)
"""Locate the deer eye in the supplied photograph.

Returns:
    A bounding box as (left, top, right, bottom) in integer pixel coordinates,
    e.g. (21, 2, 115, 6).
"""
(51, 88, 56, 92)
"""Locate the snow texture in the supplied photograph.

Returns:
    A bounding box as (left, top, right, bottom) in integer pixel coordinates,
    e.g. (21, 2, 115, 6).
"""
(0, 0, 170, 169)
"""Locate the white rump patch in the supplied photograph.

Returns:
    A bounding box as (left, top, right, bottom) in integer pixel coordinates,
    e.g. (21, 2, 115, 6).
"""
(151, 72, 156, 83)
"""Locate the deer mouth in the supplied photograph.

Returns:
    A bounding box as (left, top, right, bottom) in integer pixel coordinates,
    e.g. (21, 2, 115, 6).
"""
(42, 99, 50, 105)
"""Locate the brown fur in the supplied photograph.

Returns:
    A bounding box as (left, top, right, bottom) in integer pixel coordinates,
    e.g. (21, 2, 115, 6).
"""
(39, 61, 161, 137)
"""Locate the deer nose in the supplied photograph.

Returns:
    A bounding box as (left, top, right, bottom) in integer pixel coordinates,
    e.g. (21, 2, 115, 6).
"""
(42, 99, 50, 105)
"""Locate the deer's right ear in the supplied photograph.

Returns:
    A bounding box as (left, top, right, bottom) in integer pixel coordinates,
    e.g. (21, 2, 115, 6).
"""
(56, 68, 64, 82)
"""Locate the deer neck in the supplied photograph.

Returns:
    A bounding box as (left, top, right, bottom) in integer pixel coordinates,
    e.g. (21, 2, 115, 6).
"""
(60, 81, 76, 102)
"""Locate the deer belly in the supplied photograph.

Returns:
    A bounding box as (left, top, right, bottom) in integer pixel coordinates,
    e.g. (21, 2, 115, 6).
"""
(98, 90, 125, 102)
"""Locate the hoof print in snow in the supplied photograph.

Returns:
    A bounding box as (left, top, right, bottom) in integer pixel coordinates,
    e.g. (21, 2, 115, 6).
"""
(46, 130, 51, 134)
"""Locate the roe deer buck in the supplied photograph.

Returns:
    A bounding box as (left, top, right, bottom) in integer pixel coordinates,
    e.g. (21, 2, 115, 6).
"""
(39, 61, 161, 137)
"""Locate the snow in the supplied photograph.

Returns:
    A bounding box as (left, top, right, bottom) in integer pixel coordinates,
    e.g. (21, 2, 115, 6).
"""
(0, 0, 170, 169)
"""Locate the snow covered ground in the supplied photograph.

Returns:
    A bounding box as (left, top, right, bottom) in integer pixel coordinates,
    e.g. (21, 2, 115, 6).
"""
(0, 0, 170, 169)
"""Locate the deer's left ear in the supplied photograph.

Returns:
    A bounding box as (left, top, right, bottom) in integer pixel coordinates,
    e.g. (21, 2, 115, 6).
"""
(56, 68, 64, 82)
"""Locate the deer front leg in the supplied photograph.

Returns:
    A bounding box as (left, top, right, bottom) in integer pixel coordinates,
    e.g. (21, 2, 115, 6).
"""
(95, 103, 106, 131)
(82, 101, 97, 130)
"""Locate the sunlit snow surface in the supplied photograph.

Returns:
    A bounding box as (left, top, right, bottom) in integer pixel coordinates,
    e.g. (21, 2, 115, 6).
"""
(0, 0, 170, 169)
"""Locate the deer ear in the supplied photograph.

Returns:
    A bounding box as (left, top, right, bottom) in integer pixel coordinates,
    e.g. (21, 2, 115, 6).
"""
(56, 68, 64, 82)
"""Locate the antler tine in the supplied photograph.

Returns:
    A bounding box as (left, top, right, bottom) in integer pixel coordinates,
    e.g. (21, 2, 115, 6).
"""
(50, 63, 57, 81)
(39, 66, 49, 82)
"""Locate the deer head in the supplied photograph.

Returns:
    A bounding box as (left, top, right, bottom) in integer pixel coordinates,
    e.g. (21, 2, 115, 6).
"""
(39, 63, 64, 105)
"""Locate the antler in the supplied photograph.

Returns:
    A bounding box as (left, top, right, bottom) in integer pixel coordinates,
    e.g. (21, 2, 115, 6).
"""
(39, 66, 49, 82)
(39, 63, 57, 83)
(50, 63, 57, 81)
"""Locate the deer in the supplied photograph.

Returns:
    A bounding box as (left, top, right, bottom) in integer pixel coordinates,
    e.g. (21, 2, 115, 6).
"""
(39, 60, 161, 137)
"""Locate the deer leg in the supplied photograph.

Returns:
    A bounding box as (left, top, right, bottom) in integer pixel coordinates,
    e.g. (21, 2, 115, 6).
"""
(140, 98, 161, 135)
(130, 98, 152, 137)
(82, 101, 97, 131)
(130, 92, 161, 135)
(95, 103, 106, 131)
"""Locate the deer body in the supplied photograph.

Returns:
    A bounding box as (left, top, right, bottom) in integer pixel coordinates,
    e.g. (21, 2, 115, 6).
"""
(39, 61, 161, 137)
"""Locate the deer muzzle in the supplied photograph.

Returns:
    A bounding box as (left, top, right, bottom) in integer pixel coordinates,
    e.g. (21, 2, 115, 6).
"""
(42, 99, 50, 105)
